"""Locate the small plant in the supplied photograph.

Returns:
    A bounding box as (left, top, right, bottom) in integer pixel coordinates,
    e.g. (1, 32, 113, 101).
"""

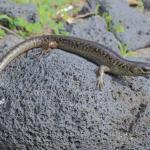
(0, 14, 13, 24)
(101, 11, 125, 34)
(114, 23, 125, 33)
(137, 0, 144, 10)
(0, 0, 82, 37)
(0, 15, 42, 37)
(95, 4, 101, 15)
(102, 12, 112, 31)
(118, 43, 136, 57)
(0, 29, 6, 38)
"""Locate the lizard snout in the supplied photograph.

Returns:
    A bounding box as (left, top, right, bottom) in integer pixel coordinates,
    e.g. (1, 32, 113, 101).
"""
(142, 65, 150, 74)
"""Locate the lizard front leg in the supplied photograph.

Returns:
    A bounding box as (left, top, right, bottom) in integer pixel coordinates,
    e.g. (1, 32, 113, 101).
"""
(97, 65, 110, 90)
(42, 41, 58, 55)
(34, 41, 58, 57)
(41, 43, 51, 55)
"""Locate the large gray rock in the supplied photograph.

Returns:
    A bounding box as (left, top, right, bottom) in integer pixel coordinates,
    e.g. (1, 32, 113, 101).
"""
(78, 0, 99, 14)
(144, 0, 150, 10)
(0, 34, 150, 150)
(0, 0, 7, 3)
(98, 0, 150, 50)
(0, 1, 150, 150)
(0, 0, 38, 22)
(69, 16, 120, 53)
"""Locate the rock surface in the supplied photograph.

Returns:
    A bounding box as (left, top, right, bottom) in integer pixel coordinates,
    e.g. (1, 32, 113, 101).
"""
(0, 0, 38, 22)
(144, 0, 150, 10)
(0, 0, 150, 150)
(69, 16, 120, 53)
(98, 0, 150, 50)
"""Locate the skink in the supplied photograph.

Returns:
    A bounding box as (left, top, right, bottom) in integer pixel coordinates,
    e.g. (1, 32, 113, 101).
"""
(0, 35, 150, 89)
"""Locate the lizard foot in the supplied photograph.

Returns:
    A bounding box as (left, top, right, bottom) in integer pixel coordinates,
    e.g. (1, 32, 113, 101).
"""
(96, 65, 110, 91)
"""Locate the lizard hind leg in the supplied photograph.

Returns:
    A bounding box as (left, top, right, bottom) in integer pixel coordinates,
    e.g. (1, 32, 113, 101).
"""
(96, 65, 110, 91)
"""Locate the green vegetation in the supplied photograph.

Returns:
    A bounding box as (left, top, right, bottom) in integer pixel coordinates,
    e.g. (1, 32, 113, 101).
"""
(0, 0, 138, 58)
(102, 12, 112, 31)
(95, 4, 101, 16)
(101, 12, 125, 33)
(137, 0, 144, 10)
(0, 14, 37, 37)
(0, 0, 82, 38)
(114, 23, 125, 33)
(0, 29, 6, 38)
(101, 12, 129, 56)
(118, 43, 136, 57)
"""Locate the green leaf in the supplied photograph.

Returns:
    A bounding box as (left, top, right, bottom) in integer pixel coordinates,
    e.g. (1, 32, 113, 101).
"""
(13, 17, 28, 27)
(119, 43, 136, 57)
(10, 0, 82, 36)
(114, 23, 125, 33)
(0, 29, 5, 38)
(0, 14, 13, 22)
(102, 12, 112, 31)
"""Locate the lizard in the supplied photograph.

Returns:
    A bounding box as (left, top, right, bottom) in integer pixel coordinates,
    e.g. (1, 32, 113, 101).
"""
(0, 34, 149, 90)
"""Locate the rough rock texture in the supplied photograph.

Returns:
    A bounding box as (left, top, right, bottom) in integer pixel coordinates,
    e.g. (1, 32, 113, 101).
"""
(68, 16, 120, 53)
(144, 0, 150, 10)
(0, 34, 150, 150)
(136, 47, 150, 60)
(0, 0, 38, 22)
(98, 0, 150, 50)
(0, 0, 7, 3)
(78, 0, 99, 14)
(0, 1, 150, 150)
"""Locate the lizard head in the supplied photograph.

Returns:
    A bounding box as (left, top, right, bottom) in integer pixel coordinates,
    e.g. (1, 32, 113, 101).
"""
(135, 63, 150, 76)
(129, 61, 150, 76)
(141, 65, 150, 74)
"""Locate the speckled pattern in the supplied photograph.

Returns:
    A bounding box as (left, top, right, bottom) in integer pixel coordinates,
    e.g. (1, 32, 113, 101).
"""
(144, 0, 150, 10)
(0, 1, 150, 150)
(98, 0, 150, 50)
(0, 0, 38, 22)
(69, 16, 120, 54)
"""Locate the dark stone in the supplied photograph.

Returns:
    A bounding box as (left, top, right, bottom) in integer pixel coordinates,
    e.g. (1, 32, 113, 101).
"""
(0, 0, 38, 23)
(69, 16, 120, 53)
(144, 0, 150, 10)
(97, 0, 150, 50)
(0, 1, 150, 150)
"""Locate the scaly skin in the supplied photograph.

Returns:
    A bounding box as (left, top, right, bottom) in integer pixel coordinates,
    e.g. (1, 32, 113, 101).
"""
(0, 35, 150, 89)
